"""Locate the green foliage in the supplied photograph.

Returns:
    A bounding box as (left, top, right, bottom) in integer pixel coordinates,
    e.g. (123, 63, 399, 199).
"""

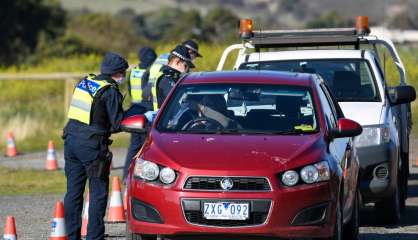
(306, 10, 353, 29)
(387, 11, 418, 30)
(0, 0, 66, 66)
(65, 12, 143, 57)
(34, 32, 98, 60)
(133, 7, 239, 44)
(0, 167, 66, 195)
(201, 7, 240, 43)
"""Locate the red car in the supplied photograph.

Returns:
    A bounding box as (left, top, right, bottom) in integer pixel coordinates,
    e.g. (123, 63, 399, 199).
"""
(122, 71, 362, 240)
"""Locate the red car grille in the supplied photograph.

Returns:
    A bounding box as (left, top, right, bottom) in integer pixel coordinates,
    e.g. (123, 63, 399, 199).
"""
(183, 177, 271, 191)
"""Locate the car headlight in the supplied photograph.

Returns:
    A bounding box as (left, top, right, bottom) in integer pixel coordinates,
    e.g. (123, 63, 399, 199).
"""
(133, 158, 177, 184)
(281, 170, 299, 186)
(354, 124, 390, 147)
(159, 167, 176, 184)
(281, 161, 330, 186)
(300, 165, 319, 184)
(314, 161, 330, 181)
(134, 159, 159, 181)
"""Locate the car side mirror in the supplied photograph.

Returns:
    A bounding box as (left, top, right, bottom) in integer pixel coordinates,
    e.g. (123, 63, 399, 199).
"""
(121, 115, 147, 133)
(388, 85, 416, 106)
(330, 118, 362, 139)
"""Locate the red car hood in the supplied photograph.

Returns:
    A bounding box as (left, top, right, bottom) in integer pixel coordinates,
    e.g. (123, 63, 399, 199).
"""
(142, 130, 325, 174)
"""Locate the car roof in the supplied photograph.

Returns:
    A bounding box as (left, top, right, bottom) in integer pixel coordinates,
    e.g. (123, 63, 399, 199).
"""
(181, 70, 317, 87)
(246, 49, 366, 62)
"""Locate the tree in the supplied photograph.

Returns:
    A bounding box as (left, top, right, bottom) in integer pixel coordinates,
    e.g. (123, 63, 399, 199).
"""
(387, 11, 418, 30)
(0, 0, 65, 65)
(66, 13, 144, 57)
(306, 11, 353, 29)
(201, 7, 239, 43)
(161, 9, 202, 42)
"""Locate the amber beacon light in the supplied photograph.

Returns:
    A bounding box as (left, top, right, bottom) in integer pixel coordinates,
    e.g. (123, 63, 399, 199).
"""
(355, 16, 370, 35)
(240, 18, 253, 39)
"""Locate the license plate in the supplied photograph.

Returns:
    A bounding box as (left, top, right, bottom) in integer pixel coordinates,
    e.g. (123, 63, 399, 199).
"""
(203, 202, 249, 220)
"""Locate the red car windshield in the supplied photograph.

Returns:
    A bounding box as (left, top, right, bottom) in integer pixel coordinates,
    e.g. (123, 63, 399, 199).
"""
(157, 84, 319, 134)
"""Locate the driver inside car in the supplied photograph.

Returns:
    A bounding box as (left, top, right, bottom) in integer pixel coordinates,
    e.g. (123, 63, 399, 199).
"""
(169, 94, 236, 131)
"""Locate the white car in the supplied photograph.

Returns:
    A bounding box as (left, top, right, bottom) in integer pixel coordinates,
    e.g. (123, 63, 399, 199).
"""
(217, 17, 416, 224)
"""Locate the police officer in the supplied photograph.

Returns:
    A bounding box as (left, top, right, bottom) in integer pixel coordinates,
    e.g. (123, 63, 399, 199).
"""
(156, 45, 194, 108)
(123, 47, 157, 182)
(63, 52, 128, 240)
(182, 39, 203, 62)
(148, 53, 170, 109)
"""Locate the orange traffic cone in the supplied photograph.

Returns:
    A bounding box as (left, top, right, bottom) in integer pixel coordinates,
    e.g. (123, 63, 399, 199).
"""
(3, 216, 17, 240)
(413, 157, 418, 168)
(46, 140, 58, 170)
(6, 131, 17, 157)
(123, 188, 128, 212)
(49, 201, 68, 240)
(107, 176, 125, 223)
(81, 192, 89, 237)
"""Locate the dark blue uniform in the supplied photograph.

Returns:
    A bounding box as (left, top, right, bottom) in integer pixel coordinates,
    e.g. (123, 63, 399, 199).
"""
(156, 65, 182, 108)
(64, 52, 127, 240)
(123, 47, 157, 182)
(156, 45, 194, 107)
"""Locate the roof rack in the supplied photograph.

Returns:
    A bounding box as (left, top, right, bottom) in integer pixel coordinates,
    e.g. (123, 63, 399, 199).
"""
(239, 17, 371, 49)
(251, 28, 368, 48)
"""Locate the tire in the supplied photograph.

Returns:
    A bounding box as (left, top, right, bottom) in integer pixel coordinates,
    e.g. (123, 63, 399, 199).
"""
(375, 178, 401, 224)
(400, 152, 409, 212)
(126, 224, 157, 240)
(400, 172, 407, 212)
(343, 190, 359, 240)
(315, 198, 343, 240)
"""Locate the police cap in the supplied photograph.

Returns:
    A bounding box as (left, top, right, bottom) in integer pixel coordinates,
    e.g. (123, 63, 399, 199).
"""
(170, 45, 195, 68)
(182, 39, 202, 57)
(138, 47, 157, 69)
(100, 52, 129, 75)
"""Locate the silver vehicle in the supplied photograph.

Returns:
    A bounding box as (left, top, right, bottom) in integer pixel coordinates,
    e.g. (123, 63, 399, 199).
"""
(217, 17, 416, 223)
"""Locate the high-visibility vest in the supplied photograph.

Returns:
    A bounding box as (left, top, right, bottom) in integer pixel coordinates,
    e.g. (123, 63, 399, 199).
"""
(149, 53, 169, 110)
(67, 74, 112, 125)
(129, 66, 146, 103)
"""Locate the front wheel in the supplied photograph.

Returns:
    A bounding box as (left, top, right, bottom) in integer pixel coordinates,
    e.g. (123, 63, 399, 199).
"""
(400, 152, 409, 212)
(375, 177, 401, 224)
(315, 198, 343, 240)
(343, 190, 359, 240)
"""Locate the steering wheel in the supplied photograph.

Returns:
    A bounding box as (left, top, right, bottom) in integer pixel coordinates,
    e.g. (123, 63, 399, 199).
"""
(182, 117, 224, 131)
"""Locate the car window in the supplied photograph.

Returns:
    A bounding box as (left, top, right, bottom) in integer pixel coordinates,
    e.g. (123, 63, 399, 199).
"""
(157, 84, 319, 135)
(320, 83, 340, 120)
(316, 84, 337, 130)
(239, 59, 380, 102)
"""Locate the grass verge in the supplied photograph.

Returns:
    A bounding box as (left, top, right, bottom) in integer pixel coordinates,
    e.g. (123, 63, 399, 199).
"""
(0, 167, 66, 196)
(0, 167, 123, 196)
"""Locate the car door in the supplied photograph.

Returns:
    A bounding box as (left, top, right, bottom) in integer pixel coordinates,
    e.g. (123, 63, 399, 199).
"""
(320, 82, 358, 220)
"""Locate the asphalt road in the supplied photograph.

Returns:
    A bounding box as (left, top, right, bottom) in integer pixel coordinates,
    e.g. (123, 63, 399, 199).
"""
(0, 143, 418, 239)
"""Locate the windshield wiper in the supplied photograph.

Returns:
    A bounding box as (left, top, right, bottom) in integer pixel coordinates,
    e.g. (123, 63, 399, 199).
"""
(272, 129, 320, 135)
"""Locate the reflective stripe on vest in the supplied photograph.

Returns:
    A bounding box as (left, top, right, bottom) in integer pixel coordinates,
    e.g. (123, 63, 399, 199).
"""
(129, 66, 146, 103)
(149, 53, 169, 110)
(67, 75, 112, 124)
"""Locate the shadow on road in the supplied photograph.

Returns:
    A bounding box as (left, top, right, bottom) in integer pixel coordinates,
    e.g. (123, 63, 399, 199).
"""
(360, 174, 418, 228)
(408, 183, 418, 198)
(360, 233, 418, 240)
(410, 172, 418, 181)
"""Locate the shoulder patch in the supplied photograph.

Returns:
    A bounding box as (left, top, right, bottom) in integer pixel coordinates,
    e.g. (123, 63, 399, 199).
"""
(132, 70, 144, 78)
(76, 79, 102, 94)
